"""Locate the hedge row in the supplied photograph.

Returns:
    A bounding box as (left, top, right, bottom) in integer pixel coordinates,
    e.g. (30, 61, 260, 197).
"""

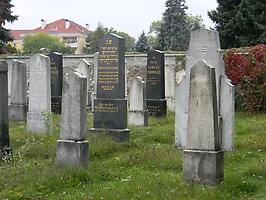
(224, 44, 266, 113)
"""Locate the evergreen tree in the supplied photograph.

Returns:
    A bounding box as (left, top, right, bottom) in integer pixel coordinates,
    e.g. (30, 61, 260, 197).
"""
(135, 31, 149, 52)
(159, 0, 189, 51)
(208, 0, 266, 48)
(0, 0, 18, 53)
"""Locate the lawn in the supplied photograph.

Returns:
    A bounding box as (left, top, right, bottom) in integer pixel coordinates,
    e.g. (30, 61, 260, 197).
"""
(0, 112, 265, 200)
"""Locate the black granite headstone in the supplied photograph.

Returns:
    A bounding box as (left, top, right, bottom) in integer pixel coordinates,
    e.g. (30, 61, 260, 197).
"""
(91, 33, 130, 142)
(49, 52, 63, 114)
(0, 61, 12, 158)
(146, 49, 167, 116)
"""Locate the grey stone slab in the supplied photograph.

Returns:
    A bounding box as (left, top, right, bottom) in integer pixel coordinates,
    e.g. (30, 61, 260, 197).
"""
(187, 60, 220, 151)
(183, 150, 224, 186)
(165, 65, 175, 112)
(56, 140, 88, 167)
(9, 60, 27, 121)
(128, 111, 148, 126)
(60, 67, 87, 141)
(175, 70, 187, 149)
(220, 75, 235, 151)
(77, 59, 91, 106)
(27, 54, 52, 134)
(0, 61, 10, 154)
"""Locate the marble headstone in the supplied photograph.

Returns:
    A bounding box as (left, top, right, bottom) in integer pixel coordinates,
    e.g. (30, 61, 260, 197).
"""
(0, 61, 11, 157)
(183, 60, 224, 185)
(9, 60, 28, 121)
(128, 76, 148, 126)
(56, 67, 88, 167)
(175, 29, 235, 151)
(27, 54, 53, 134)
(91, 33, 130, 142)
(146, 49, 167, 116)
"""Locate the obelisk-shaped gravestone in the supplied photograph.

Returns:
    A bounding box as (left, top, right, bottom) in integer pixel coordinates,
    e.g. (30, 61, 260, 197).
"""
(91, 33, 130, 142)
(9, 60, 28, 121)
(27, 54, 52, 134)
(56, 67, 88, 167)
(128, 77, 148, 126)
(146, 49, 167, 116)
(175, 29, 235, 151)
(49, 52, 63, 114)
(183, 60, 224, 185)
(0, 61, 11, 158)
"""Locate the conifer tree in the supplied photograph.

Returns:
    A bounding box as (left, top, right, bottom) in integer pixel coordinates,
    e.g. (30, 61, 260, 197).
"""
(135, 31, 149, 52)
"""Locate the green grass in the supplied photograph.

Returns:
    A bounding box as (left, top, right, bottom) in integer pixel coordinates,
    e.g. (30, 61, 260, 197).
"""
(0, 112, 265, 200)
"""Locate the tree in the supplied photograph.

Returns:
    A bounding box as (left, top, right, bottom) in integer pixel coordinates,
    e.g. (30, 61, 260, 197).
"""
(147, 20, 162, 49)
(159, 0, 189, 51)
(186, 14, 205, 31)
(0, 0, 18, 53)
(135, 31, 149, 52)
(208, 0, 266, 49)
(23, 33, 72, 54)
(86, 23, 135, 53)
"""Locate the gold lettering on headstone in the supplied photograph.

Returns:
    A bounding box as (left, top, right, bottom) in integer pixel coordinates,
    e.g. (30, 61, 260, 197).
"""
(95, 103, 119, 113)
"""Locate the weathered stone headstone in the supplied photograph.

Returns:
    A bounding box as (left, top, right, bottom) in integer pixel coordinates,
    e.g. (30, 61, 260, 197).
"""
(165, 65, 175, 112)
(128, 76, 148, 126)
(91, 52, 99, 112)
(49, 52, 63, 114)
(9, 60, 28, 121)
(0, 61, 11, 158)
(91, 33, 130, 142)
(77, 59, 92, 107)
(56, 67, 88, 167)
(183, 60, 224, 185)
(175, 29, 235, 151)
(27, 54, 52, 134)
(146, 49, 167, 116)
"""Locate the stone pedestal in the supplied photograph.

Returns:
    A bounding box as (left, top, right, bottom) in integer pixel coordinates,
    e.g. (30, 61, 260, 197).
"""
(146, 99, 167, 116)
(90, 128, 130, 143)
(183, 150, 224, 185)
(56, 140, 88, 167)
(128, 110, 148, 126)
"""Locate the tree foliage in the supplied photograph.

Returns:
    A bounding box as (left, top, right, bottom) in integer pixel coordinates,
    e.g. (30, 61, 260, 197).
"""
(208, 0, 266, 49)
(159, 0, 189, 51)
(86, 23, 135, 53)
(0, 0, 18, 53)
(22, 33, 72, 54)
(135, 31, 149, 52)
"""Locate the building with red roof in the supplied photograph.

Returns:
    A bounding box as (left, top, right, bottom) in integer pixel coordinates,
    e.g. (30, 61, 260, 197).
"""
(11, 19, 90, 54)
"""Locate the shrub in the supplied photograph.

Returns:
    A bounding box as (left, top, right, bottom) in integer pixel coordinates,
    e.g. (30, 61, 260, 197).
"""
(224, 44, 266, 113)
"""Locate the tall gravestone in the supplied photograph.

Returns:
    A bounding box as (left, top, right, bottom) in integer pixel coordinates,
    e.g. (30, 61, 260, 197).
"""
(175, 29, 235, 151)
(0, 61, 11, 158)
(27, 54, 53, 134)
(77, 59, 92, 107)
(91, 52, 99, 112)
(91, 33, 130, 142)
(9, 60, 28, 121)
(128, 76, 148, 126)
(146, 49, 167, 116)
(183, 60, 224, 185)
(49, 52, 63, 114)
(56, 67, 88, 167)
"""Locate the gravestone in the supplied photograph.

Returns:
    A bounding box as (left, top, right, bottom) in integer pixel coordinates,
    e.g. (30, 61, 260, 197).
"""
(91, 33, 130, 142)
(146, 49, 167, 116)
(175, 29, 235, 151)
(0, 61, 11, 158)
(49, 52, 63, 114)
(77, 59, 92, 107)
(56, 67, 88, 167)
(183, 60, 224, 185)
(9, 60, 28, 121)
(128, 76, 148, 126)
(91, 52, 99, 112)
(27, 54, 52, 134)
(165, 65, 175, 112)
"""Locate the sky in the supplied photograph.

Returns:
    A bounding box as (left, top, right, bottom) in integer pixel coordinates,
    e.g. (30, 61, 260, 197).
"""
(5, 0, 218, 39)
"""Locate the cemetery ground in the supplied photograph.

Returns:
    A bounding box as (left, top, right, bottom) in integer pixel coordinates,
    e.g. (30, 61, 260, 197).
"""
(0, 112, 265, 200)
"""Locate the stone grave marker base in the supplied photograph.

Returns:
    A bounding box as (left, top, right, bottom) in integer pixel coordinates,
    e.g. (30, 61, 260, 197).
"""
(146, 99, 167, 116)
(56, 140, 89, 167)
(183, 150, 224, 185)
(128, 110, 148, 126)
(9, 104, 28, 121)
(90, 128, 130, 143)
